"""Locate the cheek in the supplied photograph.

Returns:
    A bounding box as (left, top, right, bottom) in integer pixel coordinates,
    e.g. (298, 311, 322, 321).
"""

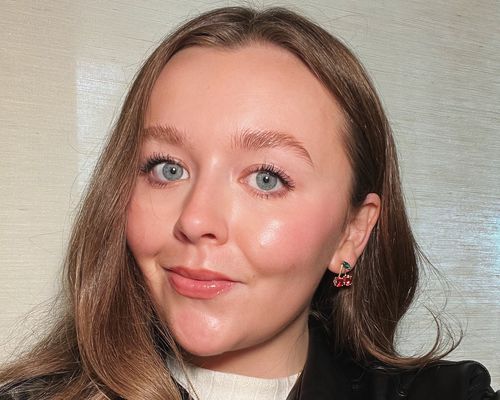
(127, 196, 152, 258)
(126, 189, 169, 260)
(239, 196, 345, 277)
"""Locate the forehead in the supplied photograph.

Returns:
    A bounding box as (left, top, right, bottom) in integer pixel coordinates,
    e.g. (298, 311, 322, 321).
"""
(145, 43, 348, 172)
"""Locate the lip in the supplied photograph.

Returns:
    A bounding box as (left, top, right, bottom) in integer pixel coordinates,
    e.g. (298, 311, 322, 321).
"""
(166, 266, 236, 300)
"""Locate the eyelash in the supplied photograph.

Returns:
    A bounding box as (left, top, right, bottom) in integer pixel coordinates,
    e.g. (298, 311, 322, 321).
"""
(138, 153, 296, 198)
(246, 163, 295, 199)
(139, 153, 184, 188)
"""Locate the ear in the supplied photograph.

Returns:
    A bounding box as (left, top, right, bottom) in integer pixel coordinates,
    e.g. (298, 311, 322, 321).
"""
(328, 193, 381, 274)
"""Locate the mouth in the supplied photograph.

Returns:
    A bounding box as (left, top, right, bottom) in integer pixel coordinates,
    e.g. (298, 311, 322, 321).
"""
(166, 266, 237, 300)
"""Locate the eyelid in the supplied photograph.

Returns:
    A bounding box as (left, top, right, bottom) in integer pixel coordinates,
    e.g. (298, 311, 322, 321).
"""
(139, 152, 185, 173)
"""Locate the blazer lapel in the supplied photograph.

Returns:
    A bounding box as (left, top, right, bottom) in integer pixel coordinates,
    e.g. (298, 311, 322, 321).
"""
(287, 320, 365, 400)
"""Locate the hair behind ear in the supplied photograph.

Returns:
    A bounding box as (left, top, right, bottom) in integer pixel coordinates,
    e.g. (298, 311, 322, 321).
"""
(329, 120, 459, 367)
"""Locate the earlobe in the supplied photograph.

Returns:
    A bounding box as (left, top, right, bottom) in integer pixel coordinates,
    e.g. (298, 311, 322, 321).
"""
(328, 193, 381, 274)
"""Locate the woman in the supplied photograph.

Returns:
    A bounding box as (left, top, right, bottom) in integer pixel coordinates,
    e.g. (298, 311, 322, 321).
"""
(0, 6, 497, 400)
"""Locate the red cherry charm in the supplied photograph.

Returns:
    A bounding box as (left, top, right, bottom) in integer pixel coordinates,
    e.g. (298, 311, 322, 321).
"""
(334, 276, 344, 287)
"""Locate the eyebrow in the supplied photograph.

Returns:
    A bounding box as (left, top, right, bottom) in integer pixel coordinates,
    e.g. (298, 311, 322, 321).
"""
(232, 128, 314, 167)
(143, 125, 190, 147)
(142, 125, 314, 167)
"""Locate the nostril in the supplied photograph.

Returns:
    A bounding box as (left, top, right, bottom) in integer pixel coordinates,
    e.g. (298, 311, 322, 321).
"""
(174, 228, 190, 243)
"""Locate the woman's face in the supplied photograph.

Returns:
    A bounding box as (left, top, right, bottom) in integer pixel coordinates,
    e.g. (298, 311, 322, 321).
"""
(127, 44, 358, 376)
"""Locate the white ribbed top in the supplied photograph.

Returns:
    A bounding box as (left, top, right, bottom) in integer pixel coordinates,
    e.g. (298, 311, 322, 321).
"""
(168, 358, 300, 400)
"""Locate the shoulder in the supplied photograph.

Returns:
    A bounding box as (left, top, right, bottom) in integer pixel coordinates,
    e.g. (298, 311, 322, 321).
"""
(374, 360, 499, 400)
(302, 321, 498, 400)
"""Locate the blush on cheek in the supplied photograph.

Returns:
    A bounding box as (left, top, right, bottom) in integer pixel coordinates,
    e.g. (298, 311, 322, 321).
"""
(257, 219, 283, 248)
(251, 209, 341, 276)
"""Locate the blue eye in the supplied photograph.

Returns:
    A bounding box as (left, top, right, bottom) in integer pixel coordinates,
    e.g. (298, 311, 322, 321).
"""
(140, 154, 189, 185)
(154, 162, 187, 181)
(246, 164, 295, 198)
(254, 171, 280, 191)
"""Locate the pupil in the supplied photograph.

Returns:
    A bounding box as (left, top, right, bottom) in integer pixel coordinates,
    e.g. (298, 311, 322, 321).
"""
(162, 163, 183, 181)
(256, 171, 278, 191)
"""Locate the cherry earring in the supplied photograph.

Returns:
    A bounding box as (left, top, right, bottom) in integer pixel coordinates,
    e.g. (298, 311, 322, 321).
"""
(333, 261, 353, 288)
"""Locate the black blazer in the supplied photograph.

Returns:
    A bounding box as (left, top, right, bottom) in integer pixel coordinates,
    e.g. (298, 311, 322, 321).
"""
(283, 321, 499, 400)
(175, 319, 499, 400)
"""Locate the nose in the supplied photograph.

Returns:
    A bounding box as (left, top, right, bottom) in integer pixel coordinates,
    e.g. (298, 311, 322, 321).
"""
(173, 176, 229, 245)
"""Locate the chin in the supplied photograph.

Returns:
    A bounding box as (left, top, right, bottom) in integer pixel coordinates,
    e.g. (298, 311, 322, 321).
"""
(166, 312, 240, 358)
(175, 330, 239, 358)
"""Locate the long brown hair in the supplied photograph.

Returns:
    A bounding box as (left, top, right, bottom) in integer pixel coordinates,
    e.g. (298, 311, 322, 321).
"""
(0, 6, 458, 399)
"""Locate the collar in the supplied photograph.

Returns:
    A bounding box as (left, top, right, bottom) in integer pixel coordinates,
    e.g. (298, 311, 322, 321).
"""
(286, 318, 366, 400)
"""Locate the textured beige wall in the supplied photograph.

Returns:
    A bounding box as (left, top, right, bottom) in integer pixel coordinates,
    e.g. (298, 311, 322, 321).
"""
(1, 0, 498, 387)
